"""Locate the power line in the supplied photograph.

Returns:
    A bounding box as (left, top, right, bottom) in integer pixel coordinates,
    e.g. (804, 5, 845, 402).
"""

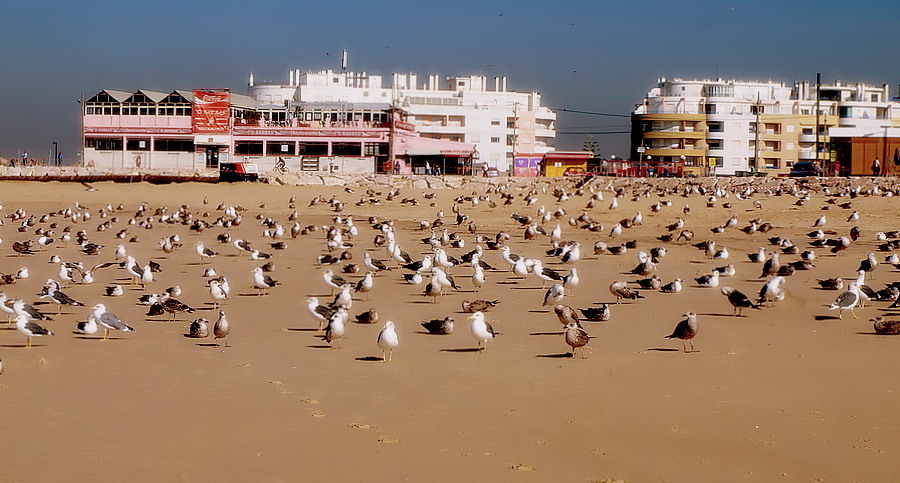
(552, 107, 631, 118)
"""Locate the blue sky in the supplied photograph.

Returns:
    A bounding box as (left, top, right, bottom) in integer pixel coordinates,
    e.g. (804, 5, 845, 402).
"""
(1, 0, 897, 161)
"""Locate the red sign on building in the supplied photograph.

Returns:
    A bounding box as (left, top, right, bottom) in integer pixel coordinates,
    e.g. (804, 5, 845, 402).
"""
(192, 89, 231, 133)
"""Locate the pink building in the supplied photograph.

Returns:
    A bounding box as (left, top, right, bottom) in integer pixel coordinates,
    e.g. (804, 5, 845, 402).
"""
(82, 89, 474, 174)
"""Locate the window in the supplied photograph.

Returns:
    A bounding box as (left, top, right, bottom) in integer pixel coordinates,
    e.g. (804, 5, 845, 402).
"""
(708, 122, 723, 132)
(153, 138, 193, 152)
(491, 119, 501, 126)
(750, 105, 764, 115)
(234, 141, 264, 155)
(126, 139, 150, 151)
(364, 143, 387, 156)
(707, 139, 723, 150)
(86, 138, 123, 151)
(331, 142, 360, 156)
(298, 142, 328, 155)
(490, 137, 501, 143)
(708, 156, 724, 167)
(267, 143, 294, 155)
(802, 128, 813, 135)
(704, 104, 717, 114)
(839, 107, 851, 118)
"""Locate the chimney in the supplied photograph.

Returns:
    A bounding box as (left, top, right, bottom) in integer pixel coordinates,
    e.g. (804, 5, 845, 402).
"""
(502, 76, 507, 92)
(494, 76, 500, 92)
(249, 72, 255, 87)
(289, 70, 294, 87)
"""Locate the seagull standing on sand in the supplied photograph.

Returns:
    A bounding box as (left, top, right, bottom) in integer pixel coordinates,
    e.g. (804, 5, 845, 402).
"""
(377, 321, 399, 362)
(829, 282, 861, 319)
(15, 314, 54, 348)
(469, 311, 498, 352)
(543, 283, 566, 306)
(721, 287, 761, 316)
(92, 303, 135, 340)
(564, 322, 591, 358)
(214, 310, 230, 347)
(252, 267, 279, 295)
(665, 312, 698, 352)
(195, 242, 218, 263)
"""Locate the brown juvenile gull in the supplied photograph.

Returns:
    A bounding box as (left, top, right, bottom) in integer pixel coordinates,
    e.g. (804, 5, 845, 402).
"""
(213, 310, 230, 347)
(564, 321, 591, 359)
(871, 316, 900, 335)
(461, 299, 499, 313)
(421, 316, 454, 335)
(610, 280, 643, 303)
(665, 311, 698, 353)
(579, 304, 611, 322)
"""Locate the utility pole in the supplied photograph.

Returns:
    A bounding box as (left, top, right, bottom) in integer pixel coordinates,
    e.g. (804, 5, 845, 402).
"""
(753, 93, 760, 173)
(815, 73, 821, 174)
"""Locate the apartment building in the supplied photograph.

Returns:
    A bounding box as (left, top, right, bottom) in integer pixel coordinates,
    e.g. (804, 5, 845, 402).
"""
(632, 78, 900, 176)
(248, 63, 556, 170)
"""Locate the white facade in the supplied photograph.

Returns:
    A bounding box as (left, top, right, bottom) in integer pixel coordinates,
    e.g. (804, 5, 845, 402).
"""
(634, 77, 899, 175)
(248, 66, 556, 169)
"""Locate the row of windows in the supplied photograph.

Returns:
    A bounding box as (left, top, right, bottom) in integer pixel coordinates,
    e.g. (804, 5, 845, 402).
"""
(86, 138, 194, 152)
(85, 106, 191, 116)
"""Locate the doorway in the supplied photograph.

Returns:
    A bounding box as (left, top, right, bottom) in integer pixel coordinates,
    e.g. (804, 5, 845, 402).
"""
(205, 146, 220, 168)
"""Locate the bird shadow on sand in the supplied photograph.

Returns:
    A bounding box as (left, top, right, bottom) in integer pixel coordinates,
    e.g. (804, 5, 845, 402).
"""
(699, 312, 743, 318)
(196, 342, 224, 348)
(285, 328, 320, 332)
(440, 347, 482, 353)
(814, 315, 842, 321)
(307, 345, 333, 349)
(355, 356, 385, 362)
(1, 343, 48, 348)
(415, 331, 450, 335)
(530, 331, 564, 336)
(496, 281, 518, 285)
(646, 347, 680, 352)
(73, 336, 127, 340)
(410, 300, 434, 304)
(529, 310, 551, 314)
(512, 287, 544, 290)
(855, 331, 884, 336)
(535, 352, 574, 358)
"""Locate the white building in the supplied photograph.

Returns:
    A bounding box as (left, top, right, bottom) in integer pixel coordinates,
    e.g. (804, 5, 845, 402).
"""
(248, 62, 556, 170)
(632, 77, 899, 176)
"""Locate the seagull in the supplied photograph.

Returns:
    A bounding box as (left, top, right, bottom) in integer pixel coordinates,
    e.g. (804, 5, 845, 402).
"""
(92, 303, 135, 340)
(185, 318, 209, 338)
(38, 281, 84, 314)
(322, 312, 345, 349)
(213, 310, 230, 347)
(695, 271, 720, 288)
(747, 247, 766, 262)
(829, 282, 861, 319)
(579, 304, 611, 322)
(660, 278, 684, 294)
(15, 314, 54, 348)
(403, 272, 423, 285)
(610, 280, 644, 303)
(252, 267, 279, 295)
(665, 312, 698, 352)
(813, 215, 826, 227)
(564, 322, 591, 358)
(208, 279, 228, 308)
(195, 242, 218, 263)
(306, 297, 334, 331)
(857, 252, 878, 280)
(543, 283, 566, 306)
(421, 316, 454, 334)
(322, 269, 348, 295)
(377, 320, 399, 362)
(721, 287, 761, 316)
(554, 304, 581, 328)
(73, 314, 99, 334)
(355, 272, 374, 299)
(364, 252, 391, 272)
(355, 308, 380, 324)
(758, 276, 786, 306)
(532, 260, 563, 288)
(469, 311, 498, 352)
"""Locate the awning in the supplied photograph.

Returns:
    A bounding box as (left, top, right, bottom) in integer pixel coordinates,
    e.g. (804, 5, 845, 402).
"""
(395, 135, 474, 156)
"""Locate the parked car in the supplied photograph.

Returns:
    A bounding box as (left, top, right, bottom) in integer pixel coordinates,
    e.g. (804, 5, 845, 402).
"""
(790, 162, 818, 177)
(219, 162, 259, 182)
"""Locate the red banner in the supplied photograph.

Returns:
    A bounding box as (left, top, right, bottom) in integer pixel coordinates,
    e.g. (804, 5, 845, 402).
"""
(192, 89, 231, 133)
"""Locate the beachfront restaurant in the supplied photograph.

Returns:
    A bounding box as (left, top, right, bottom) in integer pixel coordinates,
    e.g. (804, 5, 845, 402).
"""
(82, 89, 473, 174)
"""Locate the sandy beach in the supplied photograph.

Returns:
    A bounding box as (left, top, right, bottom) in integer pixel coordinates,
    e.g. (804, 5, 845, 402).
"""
(1, 176, 899, 482)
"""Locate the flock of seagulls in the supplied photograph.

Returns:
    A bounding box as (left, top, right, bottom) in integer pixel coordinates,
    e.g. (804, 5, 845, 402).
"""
(2, 174, 900, 377)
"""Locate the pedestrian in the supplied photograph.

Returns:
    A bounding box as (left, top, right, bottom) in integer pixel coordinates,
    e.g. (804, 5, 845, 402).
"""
(22, 151, 28, 166)
(425, 161, 431, 175)
(393, 160, 400, 174)
(872, 158, 880, 176)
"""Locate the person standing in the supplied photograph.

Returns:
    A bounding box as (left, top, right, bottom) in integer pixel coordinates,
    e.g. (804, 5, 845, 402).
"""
(425, 161, 431, 175)
(22, 151, 28, 166)
(872, 158, 881, 176)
